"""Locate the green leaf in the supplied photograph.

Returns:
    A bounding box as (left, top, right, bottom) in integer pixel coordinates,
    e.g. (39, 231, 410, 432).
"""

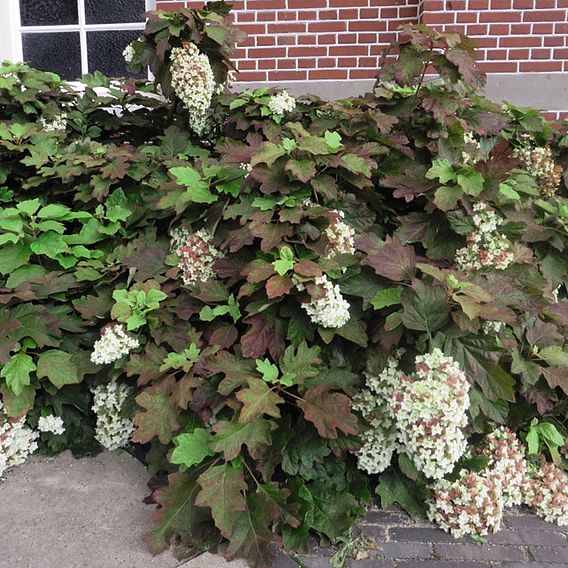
(160, 344, 201, 373)
(426, 159, 455, 184)
(170, 428, 214, 469)
(376, 469, 427, 517)
(30, 231, 68, 258)
(539, 345, 568, 367)
(236, 378, 284, 423)
(340, 154, 372, 176)
(170, 166, 216, 204)
(196, 463, 247, 538)
(324, 130, 342, 150)
(256, 358, 279, 384)
(1, 353, 36, 396)
(251, 142, 287, 166)
(37, 203, 71, 219)
(210, 419, 273, 461)
(457, 170, 484, 196)
(280, 342, 321, 386)
(371, 288, 402, 310)
(401, 280, 449, 334)
(499, 183, 520, 200)
(16, 198, 41, 216)
(434, 185, 463, 211)
(0, 383, 35, 417)
(285, 159, 317, 183)
(526, 428, 539, 454)
(36, 350, 79, 388)
(0, 244, 31, 274)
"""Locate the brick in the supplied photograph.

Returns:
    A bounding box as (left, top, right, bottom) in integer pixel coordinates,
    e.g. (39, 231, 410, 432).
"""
(554, 48, 568, 59)
(532, 23, 554, 33)
(297, 57, 318, 68)
(247, 48, 287, 58)
(531, 48, 552, 59)
(513, 0, 534, 6)
(268, 70, 306, 80)
(288, 0, 327, 6)
(349, 69, 379, 79)
(486, 529, 567, 546)
(277, 11, 299, 21)
(479, 10, 522, 22)
(509, 48, 531, 59)
(267, 23, 306, 33)
(236, 71, 267, 81)
(545, 37, 565, 46)
(530, 547, 568, 563)
(433, 543, 527, 562)
(500, 36, 543, 47)
(308, 69, 348, 79)
(504, 564, 568, 568)
(308, 21, 347, 32)
(523, 10, 567, 22)
(395, 562, 498, 568)
(247, 0, 286, 7)
(491, 0, 513, 7)
(388, 527, 462, 543)
(519, 61, 563, 71)
(376, 542, 432, 559)
(288, 46, 327, 57)
(504, 515, 568, 531)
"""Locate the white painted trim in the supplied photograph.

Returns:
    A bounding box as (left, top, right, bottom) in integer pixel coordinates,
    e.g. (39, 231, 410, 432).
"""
(2, 0, 154, 72)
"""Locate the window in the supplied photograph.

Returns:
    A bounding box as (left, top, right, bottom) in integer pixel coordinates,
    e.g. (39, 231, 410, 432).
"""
(0, 0, 155, 79)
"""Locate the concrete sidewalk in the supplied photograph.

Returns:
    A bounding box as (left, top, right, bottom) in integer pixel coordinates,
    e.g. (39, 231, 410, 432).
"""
(0, 451, 246, 568)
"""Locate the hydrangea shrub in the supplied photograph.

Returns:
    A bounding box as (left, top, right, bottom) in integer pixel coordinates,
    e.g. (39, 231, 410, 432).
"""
(1, 4, 568, 566)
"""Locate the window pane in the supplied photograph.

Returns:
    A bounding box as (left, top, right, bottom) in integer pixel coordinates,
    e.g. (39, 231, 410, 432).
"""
(87, 31, 145, 78)
(20, 0, 79, 26)
(85, 0, 145, 25)
(22, 33, 81, 80)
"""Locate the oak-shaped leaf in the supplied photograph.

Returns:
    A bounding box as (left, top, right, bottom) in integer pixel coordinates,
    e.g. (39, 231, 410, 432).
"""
(207, 351, 257, 396)
(241, 312, 285, 360)
(376, 469, 427, 517)
(265, 274, 293, 299)
(195, 462, 247, 538)
(297, 384, 358, 439)
(132, 386, 180, 444)
(400, 279, 449, 334)
(236, 378, 284, 424)
(225, 491, 283, 568)
(250, 222, 293, 254)
(362, 236, 416, 281)
(0, 352, 35, 396)
(124, 343, 168, 386)
(36, 349, 80, 388)
(145, 471, 210, 554)
(170, 428, 214, 469)
(210, 419, 274, 461)
(279, 341, 321, 386)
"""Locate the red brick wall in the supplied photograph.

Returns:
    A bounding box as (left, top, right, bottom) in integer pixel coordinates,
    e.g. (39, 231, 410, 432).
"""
(420, 0, 568, 75)
(156, 0, 420, 82)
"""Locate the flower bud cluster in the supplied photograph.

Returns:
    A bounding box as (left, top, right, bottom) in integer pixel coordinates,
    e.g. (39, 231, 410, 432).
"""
(515, 145, 562, 198)
(170, 43, 216, 136)
(170, 227, 223, 287)
(325, 210, 355, 258)
(474, 427, 529, 507)
(462, 131, 483, 165)
(37, 415, 66, 436)
(298, 275, 350, 328)
(455, 203, 514, 272)
(481, 320, 504, 335)
(526, 462, 568, 526)
(390, 349, 470, 480)
(0, 399, 38, 478)
(91, 382, 134, 451)
(90, 323, 140, 365)
(428, 471, 503, 538)
(122, 44, 135, 63)
(268, 91, 296, 115)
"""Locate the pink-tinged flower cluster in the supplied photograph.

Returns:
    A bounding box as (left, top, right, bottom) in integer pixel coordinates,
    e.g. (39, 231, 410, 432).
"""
(474, 427, 529, 507)
(389, 349, 470, 480)
(455, 203, 514, 272)
(526, 462, 568, 526)
(325, 210, 355, 258)
(170, 227, 223, 287)
(170, 43, 215, 136)
(514, 145, 562, 198)
(429, 471, 503, 538)
(297, 275, 350, 329)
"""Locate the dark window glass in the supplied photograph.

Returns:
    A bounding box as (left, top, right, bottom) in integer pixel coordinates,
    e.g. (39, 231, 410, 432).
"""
(85, 0, 145, 25)
(20, 0, 79, 26)
(87, 30, 145, 78)
(22, 33, 82, 80)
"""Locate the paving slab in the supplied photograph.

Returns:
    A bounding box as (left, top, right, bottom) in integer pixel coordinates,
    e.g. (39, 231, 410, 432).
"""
(0, 451, 243, 568)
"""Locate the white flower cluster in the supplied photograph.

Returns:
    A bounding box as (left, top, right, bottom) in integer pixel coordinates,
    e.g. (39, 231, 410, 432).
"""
(91, 382, 134, 451)
(527, 462, 568, 526)
(474, 427, 529, 507)
(325, 210, 355, 258)
(122, 44, 135, 64)
(298, 275, 350, 328)
(90, 324, 140, 365)
(37, 415, 65, 436)
(170, 227, 223, 287)
(268, 90, 296, 115)
(390, 349, 470, 480)
(462, 131, 483, 165)
(481, 320, 504, 335)
(514, 145, 562, 198)
(455, 203, 514, 272)
(351, 359, 401, 474)
(40, 113, 67, 132)
(0, 400, 38, 478)
(240, 162, 253, 172)
(170, 43, 216, 136)
(428, 471, 503, 538)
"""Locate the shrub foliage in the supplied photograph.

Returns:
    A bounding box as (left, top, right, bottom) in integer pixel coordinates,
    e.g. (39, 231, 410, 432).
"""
(1, 3, 568, 566)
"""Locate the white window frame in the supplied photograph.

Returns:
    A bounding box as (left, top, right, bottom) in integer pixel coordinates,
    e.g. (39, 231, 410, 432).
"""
(0, 0, 156, 73)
